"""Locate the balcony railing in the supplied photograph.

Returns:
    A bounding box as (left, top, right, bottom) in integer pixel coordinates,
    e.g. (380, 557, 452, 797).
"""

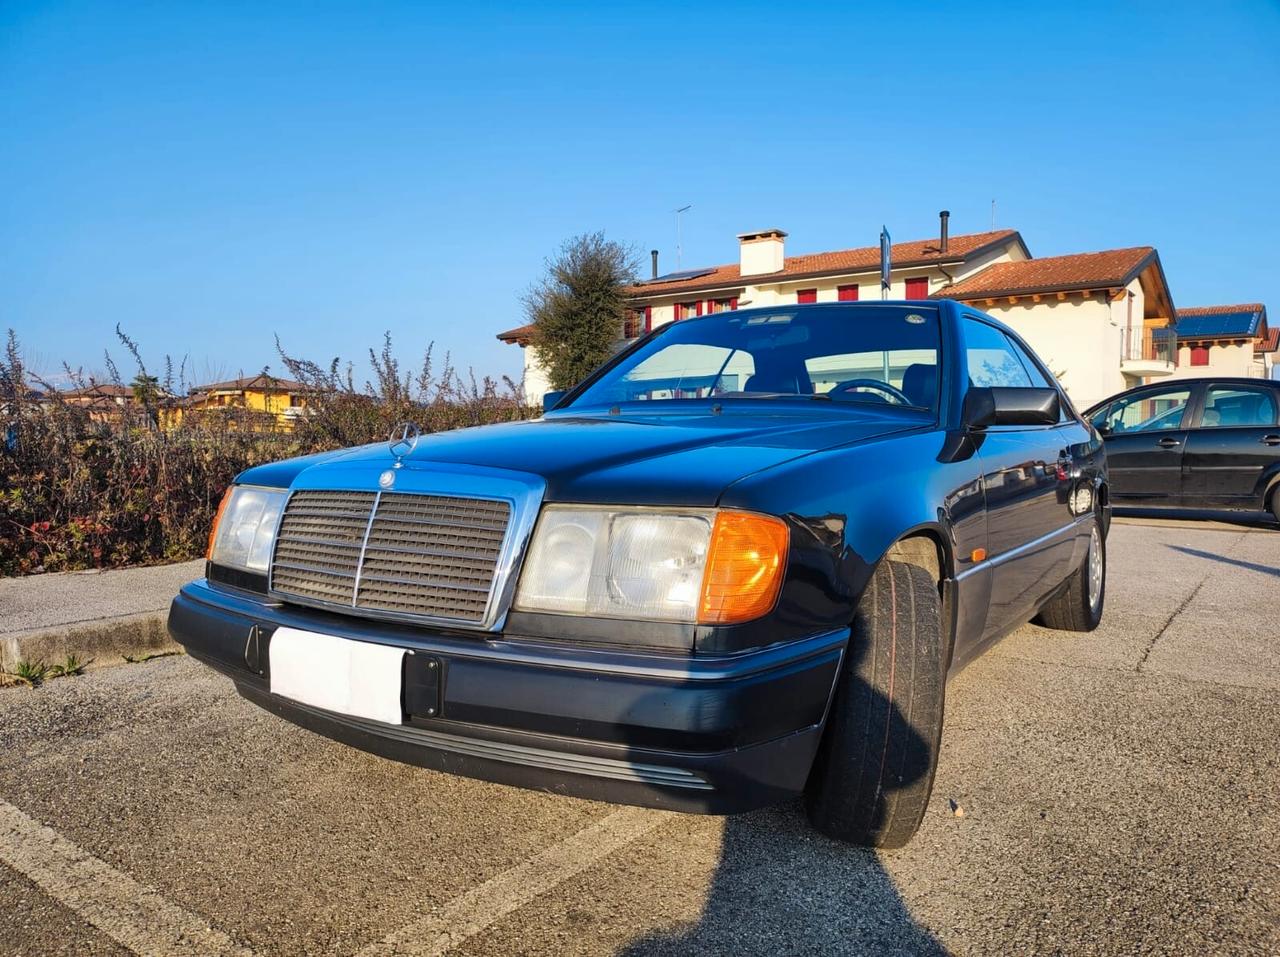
(1122, 327, 1177, 366)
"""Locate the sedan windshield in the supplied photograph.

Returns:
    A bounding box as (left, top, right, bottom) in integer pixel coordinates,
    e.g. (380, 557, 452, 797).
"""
(568, 304, 942, 413)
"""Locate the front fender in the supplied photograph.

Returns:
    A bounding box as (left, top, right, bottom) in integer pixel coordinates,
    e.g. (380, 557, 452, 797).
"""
(716, 429, 984, 647)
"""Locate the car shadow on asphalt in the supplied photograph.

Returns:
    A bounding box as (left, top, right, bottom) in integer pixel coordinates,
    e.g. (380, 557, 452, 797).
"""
(617, 803, 947, 956)
(1166, 544, 1280, 578)
(1113, 506, 1278, 529)
(618, 632, 947, 956)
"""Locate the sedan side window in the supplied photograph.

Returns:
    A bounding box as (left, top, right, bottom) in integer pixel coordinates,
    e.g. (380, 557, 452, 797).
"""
(963, 319, 1033, 388)
(1200, 385, 1279, 428)
(1092, 387, 1192, 434)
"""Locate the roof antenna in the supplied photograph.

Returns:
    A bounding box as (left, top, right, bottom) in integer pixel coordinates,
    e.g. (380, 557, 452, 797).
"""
(674, 205, 692, 269)
(991, 199, 996, 230)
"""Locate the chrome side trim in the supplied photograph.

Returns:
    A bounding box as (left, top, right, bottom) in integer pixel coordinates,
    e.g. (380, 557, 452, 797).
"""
(954, 514, 1093, 582)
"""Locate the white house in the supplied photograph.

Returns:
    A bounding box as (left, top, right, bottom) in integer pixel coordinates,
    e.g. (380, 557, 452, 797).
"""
(498, 215, 1273, 409)
(935, 246, 1179, 407)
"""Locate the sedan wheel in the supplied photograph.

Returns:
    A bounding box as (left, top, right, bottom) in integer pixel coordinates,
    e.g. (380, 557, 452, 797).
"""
(804, 560, 945, 848)
(1035, 516, 1106, 632)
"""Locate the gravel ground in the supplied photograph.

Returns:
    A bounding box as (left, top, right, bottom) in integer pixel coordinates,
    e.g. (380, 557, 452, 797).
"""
(0, 517, 1276, 956)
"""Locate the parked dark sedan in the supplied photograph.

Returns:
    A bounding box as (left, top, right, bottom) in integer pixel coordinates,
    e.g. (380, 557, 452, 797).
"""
(169, 300, 1108, 848)
(1085, 377, 1280, 522)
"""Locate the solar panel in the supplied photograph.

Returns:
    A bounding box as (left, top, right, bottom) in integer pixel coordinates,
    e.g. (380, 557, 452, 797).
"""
(1176, 310, 1260, 338)
(640, 267, 716, 284)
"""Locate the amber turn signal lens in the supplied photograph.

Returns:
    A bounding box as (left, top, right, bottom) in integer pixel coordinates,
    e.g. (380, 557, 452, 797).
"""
(698, 511, 789, 625)
(206, 487, 233, 560)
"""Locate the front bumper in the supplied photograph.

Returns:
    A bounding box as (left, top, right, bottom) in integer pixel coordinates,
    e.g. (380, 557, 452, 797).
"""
(168, 579, 847, 813)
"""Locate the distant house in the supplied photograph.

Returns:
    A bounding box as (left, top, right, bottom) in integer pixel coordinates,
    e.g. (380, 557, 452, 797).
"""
(936, 246, 1179, 406)
(497, 214, 1271, 409)
(186, 374, 311, 431)
(1169, 304, 1274, 382)
(60, 383, 158, 425)
(500, 215, 1031, 402)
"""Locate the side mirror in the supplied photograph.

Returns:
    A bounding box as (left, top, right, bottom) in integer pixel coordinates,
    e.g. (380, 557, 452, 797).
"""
(543, 390, 567, 413)
(964, 387, 1060, 429)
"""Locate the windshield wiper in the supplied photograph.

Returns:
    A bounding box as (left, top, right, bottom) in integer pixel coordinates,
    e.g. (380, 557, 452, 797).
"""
(718, 391, 832, 402)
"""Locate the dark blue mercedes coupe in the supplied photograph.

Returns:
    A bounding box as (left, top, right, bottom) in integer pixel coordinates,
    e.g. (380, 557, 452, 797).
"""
(170, 300, 1108, 847)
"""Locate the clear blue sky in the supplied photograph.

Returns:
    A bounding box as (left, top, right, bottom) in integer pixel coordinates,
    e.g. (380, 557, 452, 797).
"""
(3, 1, 1278, 390)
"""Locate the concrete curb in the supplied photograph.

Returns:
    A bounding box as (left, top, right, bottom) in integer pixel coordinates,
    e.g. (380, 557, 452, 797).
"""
(0, 611, 179, 674)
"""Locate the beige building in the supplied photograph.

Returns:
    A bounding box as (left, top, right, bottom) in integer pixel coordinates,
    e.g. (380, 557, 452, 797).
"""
(1166, 303, 1274, 383)
(498, 217, 1273, 410)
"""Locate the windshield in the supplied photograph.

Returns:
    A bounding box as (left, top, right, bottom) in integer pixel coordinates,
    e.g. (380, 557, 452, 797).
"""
(568, 304, 942, 413)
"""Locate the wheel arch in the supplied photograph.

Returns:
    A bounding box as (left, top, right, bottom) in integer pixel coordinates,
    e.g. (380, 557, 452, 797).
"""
(883, 525, 950, 583)
(877, 524, 959, 670)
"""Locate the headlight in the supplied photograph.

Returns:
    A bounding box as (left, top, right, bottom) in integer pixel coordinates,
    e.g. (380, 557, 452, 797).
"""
(514, 506, 789, 624)
(207, 485, 288, 573)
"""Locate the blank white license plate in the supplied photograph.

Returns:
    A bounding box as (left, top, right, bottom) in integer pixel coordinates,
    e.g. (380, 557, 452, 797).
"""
(269, 627, 406, 725)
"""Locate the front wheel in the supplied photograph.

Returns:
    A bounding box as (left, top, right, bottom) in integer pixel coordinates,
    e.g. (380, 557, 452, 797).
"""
(804, 560, 945, 848)
(1035, 518, 1106, 632)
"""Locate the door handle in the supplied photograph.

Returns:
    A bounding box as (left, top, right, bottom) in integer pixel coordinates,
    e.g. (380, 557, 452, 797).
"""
(1157, 437, 1182, 448)
(1262, 435, 1280, 446)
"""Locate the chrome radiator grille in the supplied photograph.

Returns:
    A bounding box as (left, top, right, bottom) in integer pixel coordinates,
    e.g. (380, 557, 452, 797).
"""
(270, 489, 512, 624)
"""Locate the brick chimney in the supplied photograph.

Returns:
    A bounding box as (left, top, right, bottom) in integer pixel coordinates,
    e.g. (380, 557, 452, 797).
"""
(737, 228, 787, 276)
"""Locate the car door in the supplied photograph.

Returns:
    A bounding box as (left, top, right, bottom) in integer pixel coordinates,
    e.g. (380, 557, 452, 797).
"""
(1181, 382, 1280, 506)
(962, 318, 1076, 639)
(1089, 384, 1197, 502)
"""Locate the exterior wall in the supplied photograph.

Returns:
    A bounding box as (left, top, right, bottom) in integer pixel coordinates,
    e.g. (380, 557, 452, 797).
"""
(521, 347, 552, 406)
(189, 388, 306, 430)
(1166, 341, 1267, 382)
(633, 237, 1029, 331)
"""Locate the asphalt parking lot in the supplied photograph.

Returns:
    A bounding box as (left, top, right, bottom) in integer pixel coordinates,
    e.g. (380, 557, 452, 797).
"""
(2, 516, 1277, 956)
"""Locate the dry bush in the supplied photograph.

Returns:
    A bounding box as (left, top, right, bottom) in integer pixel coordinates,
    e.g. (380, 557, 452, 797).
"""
(1, 331, 533, 575)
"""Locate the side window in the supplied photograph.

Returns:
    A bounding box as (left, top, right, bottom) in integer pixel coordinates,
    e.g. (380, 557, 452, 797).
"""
(1091, 387, 1192, 435)
(1201, 385, 1279, 428)
(999, 331, 1056, 389)
(963, 319, 1032, 388)
(1000, 331, 1074, 422)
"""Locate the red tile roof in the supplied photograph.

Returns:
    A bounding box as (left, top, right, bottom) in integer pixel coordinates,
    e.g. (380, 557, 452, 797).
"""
(62, 383, 134, 398)
(628, 229, 1025, 298)
(937, 247, 1156, 300)
(1257, 326, 1279, 353)
(496, 323, 535, 344)
(191, 374, 307, 393)
(1177, 302, 1265, 317)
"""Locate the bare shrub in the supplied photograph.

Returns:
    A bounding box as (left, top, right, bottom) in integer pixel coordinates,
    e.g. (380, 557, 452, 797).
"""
(0, 330, 533, 575)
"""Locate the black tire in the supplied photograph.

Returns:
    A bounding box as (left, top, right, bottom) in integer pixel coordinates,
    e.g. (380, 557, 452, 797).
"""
(1269, 486, 1280, 525)
(804, 560, 945, 849)
(1035, 517, 1106, 632)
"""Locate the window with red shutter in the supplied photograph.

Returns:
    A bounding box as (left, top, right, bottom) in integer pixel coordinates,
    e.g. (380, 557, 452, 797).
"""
(837, 284, 859, 302)
(1190, 346, 1210, 366)
(797, 289, 817, 304)
(904, 277, 929, 299)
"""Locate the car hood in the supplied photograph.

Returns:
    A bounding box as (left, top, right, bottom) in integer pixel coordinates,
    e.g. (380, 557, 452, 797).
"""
(239, 407, 928, 506)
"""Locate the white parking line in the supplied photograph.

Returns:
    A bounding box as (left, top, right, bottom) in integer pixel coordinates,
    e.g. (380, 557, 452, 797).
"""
(0, 798, 253, 957)
(357, 806, 671, 957)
